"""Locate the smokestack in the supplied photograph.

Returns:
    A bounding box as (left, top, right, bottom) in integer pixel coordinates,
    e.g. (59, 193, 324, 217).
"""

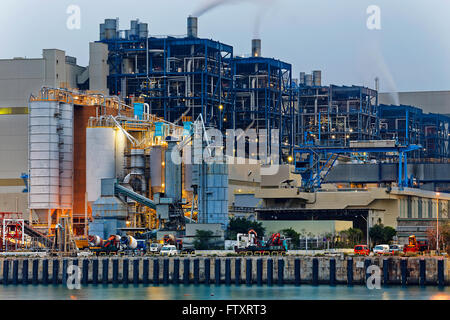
(187, 16, 198, 38)
(312, 70, 322, 86)
(252, 39, 261, 57)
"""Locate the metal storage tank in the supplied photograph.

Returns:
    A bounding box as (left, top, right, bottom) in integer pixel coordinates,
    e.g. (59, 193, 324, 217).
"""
(184, 163, 193, 191)
(138, 23, 148, 39)
(206, 163, 228, 228)
(129, 148, 146, 193)
(299, 72, 306, 85)
(29, 101, 60, 210)
(115, 129, 126, 181)
(104, 19, 117, 40)
(59, 103, 73, 209)
(99, 23, 106, 41)
(313, 70, 322, 86)
(164, 139, 182, 202)
(305, 74, 313, 87)
(187, 16, 198, 38)
(86, 128, 116, 202)
(149, 146, 163, 191)
(196, 162, 228, 229)
(130, 20, 139, 38)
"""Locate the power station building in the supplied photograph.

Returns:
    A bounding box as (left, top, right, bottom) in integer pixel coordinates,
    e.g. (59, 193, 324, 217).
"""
(0, 16, 448, 247)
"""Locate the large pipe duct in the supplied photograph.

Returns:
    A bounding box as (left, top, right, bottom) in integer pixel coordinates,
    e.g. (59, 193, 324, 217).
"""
(187, 16, 198, 38)
(252, 39, 261, 57)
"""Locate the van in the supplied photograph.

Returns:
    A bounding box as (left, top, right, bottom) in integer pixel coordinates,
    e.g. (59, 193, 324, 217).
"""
(160, 245, 178, 256)
(150, 243, 162, 253)
(373, 244, 390, 255)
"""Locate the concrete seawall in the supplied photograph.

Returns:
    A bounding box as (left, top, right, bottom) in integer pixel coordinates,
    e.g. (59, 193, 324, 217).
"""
(0, 256, 448, 286)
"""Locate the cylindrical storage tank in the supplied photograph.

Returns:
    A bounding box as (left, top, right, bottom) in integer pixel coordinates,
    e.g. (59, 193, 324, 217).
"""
(138, 23, 148, 39)
(252, 39, 262, 57)
(164, 139, 182, 202)
(59, 103, 73, 209)
(130, 148, 145, 172)
(305, 74, 313, 87)
(130, 20, 139, 38)
(187, 16, 198, 38)
(149, 146, 163, 190)
(115, 129, 127, 181)
(29, 101, 60, 210)
(184, 163, 193, 192)
(313, 70, 322, 86)
(299, 72, 306, 85)
(199, 163, 228, 229)
(100, 23, 106, 41)
(86, 127, 116, 202)
(104, 19, 117, 40)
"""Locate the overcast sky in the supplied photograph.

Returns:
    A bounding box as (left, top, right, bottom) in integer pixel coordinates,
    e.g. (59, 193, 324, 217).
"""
(0, 0, 449, 92)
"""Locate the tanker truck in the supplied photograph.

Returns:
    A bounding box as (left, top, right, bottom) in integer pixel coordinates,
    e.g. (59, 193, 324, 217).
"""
(121, 235, 147, 255)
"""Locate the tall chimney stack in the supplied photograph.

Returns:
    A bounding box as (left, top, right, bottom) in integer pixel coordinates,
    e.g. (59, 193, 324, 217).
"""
(187, 16, 198, 38)
(252, 39, 261, 57)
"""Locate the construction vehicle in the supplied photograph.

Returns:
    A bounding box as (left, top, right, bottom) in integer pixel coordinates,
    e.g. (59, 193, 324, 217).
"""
(403, 235, 429, 253)
(120, 235, 147, 255)
(163, 234, 183, 250)
(235, 229, 289, 254)
(88, 235, 121, 255)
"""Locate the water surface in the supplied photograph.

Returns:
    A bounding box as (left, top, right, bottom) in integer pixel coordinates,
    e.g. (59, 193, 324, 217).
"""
(0, 284, 449, 300)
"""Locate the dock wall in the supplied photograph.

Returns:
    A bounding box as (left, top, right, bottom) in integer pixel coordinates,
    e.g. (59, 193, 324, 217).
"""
(0, 256, 448, 286)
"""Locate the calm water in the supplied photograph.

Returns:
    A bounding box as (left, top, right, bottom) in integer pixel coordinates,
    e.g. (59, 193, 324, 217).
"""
(0, 284, 449, 300)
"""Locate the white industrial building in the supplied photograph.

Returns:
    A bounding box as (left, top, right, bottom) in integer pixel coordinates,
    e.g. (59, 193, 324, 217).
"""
(0, 44, 109, 214)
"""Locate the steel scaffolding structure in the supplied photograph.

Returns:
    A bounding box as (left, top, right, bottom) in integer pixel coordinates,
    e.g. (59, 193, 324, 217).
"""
(100, 35, 234, 129)
(380, 104, 450, 161)
(295, 85, 379, 147)
(232, 57, 294, 159)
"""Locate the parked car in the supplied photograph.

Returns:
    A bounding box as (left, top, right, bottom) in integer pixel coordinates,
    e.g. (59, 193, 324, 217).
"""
(149, 243, 162, 253)
(389, 244, 403, 254)
(160, 245, 178, 256)
(354, 245, 370, 255)
(181, 245, 195, 254)
(373, 244, 390, 255)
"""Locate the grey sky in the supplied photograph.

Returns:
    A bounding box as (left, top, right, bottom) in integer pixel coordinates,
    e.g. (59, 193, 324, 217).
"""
(0, 0, 449, 92)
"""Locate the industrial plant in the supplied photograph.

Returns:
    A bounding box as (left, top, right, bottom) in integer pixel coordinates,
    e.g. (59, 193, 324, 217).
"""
(0, 15, 449, 256)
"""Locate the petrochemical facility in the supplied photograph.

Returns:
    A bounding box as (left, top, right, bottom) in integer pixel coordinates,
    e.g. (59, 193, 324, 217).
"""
(0, 16, 449, 255)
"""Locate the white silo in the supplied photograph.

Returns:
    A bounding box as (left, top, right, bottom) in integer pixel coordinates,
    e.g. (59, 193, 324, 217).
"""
(29, 101, 60, 210)
(86, 127, 117, 202)
(59, 103, 73, 209)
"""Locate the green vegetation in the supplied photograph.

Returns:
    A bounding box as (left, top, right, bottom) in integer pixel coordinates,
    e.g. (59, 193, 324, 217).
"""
(280, 228, 300, 249)
(226, 217, 265, 240)
(339, 228, 364, 247)
(369, 224, 397, 245)
(193, 230, 214, 250)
